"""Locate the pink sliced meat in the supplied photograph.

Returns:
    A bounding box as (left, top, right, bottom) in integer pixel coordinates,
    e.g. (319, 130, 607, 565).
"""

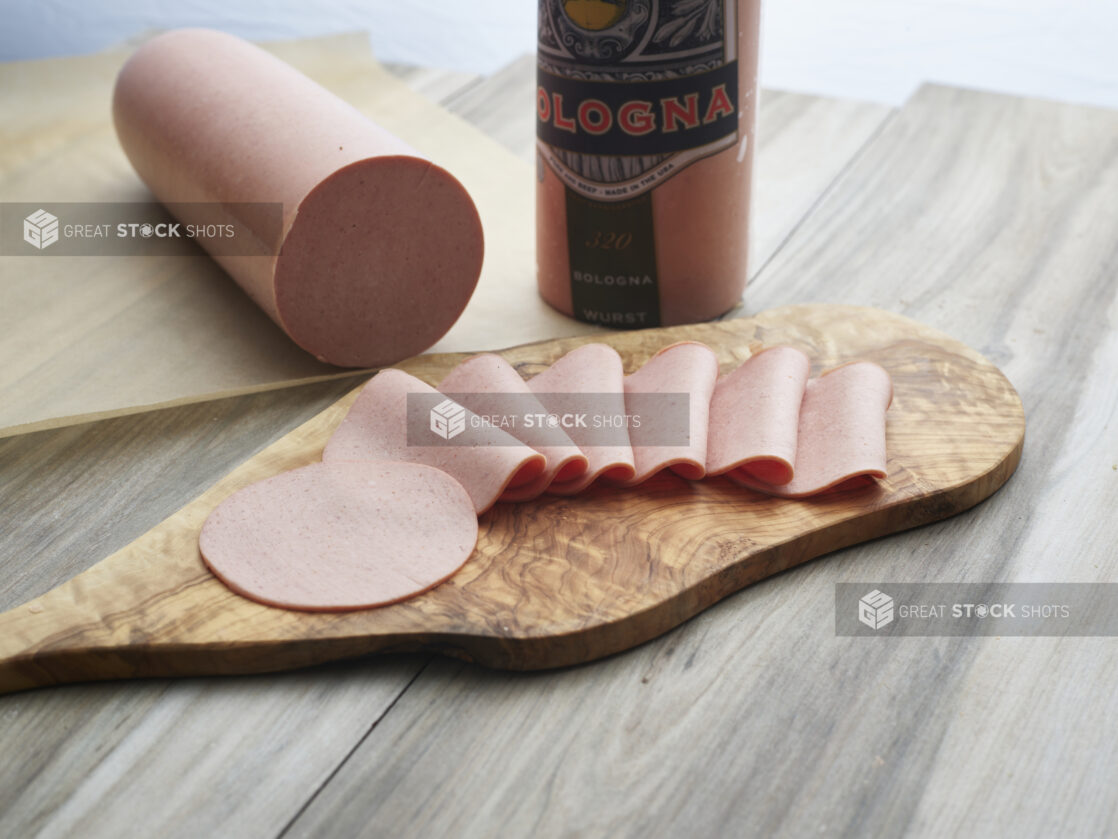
(706, 346, 812, 485)
(199, 461, 477, 611)
(528, 343, 636, 494)
(438, 354, 588, 501)
(614, 341, 719, 485)
(729, 361, 893, 497)
(323, 369, 545, 514)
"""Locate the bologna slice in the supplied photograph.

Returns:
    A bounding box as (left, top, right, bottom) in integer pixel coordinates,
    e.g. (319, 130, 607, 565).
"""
(528, 343, 636, 494)
(706, 346, 812, 485)
(323, 369, 545, 514)
(199, 462, 477, 611)
(438, 353, 588, 501)
(113, 29, 484, 367)
(615, 341, 719, 485)
(729, 361, 893, 497)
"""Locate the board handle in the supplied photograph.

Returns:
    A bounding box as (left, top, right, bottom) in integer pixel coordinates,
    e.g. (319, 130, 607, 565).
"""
(0, 578, 198, 694)
(0, 587, 458, 694)
(0, 594, 110, 694)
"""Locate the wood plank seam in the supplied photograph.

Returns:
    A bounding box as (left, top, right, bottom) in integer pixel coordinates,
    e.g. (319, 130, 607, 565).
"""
(746, 106, 900, 292)
(274, 658, 435, 839)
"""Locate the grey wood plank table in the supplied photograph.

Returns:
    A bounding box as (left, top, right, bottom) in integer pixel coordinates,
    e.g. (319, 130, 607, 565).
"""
(2, 57, 1116, 838)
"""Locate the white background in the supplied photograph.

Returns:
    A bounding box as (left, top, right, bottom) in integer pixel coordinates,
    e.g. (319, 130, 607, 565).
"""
(1, 0, 1116, 109)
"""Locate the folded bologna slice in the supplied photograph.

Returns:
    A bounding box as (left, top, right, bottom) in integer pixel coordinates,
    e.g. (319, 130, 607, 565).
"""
(614, 341, 720, 485)
(199, 462, 477, 611)
(526, 344, 636, 494)
(324, 369, 545, 514)
(729, 361, 893, 497)
(706, 346, 812, 485)
(438, 354, 588, 501)
(113, 28, 483, 367)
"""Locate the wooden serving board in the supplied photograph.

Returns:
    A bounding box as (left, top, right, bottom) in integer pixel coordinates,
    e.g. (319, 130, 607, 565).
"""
(0, 304, 1024, 694)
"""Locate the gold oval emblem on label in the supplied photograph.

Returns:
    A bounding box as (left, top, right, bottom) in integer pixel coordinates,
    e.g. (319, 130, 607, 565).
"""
(563, 0, 627, 31)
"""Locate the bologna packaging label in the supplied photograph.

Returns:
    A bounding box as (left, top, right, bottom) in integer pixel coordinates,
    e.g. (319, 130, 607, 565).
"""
(537, 0, 740, 328)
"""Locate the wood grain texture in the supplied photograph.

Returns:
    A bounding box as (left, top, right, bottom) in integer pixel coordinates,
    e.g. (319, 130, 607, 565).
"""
(0, 660, 429, 838)
(0, 56, 478, 839)
(732, 83, 1118, 839)
(0, 55, 896, 839)
(381, 60, 480, 104)
(440, 53, 539, 162)
(0, 304, 1024, 693)
(4, 56, 1111, 839)
(283, 84, 1118, 839)
(0, 56, 895, 839)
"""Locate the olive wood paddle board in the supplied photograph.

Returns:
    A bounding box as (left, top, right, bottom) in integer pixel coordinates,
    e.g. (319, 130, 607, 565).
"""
(0, 304, 1025, 694)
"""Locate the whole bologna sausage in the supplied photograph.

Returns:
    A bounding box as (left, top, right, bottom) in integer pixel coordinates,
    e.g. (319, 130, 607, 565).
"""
(113, 29, 484, 367)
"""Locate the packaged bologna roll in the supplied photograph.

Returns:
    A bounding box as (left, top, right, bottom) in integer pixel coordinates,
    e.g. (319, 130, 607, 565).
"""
(113, 29, 484, 368)
(536, 1, 761, 328)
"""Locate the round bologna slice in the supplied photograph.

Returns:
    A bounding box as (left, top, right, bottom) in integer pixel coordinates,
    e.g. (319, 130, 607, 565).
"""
(113, 29, 483, 367)
(199, 461, 477, 611)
